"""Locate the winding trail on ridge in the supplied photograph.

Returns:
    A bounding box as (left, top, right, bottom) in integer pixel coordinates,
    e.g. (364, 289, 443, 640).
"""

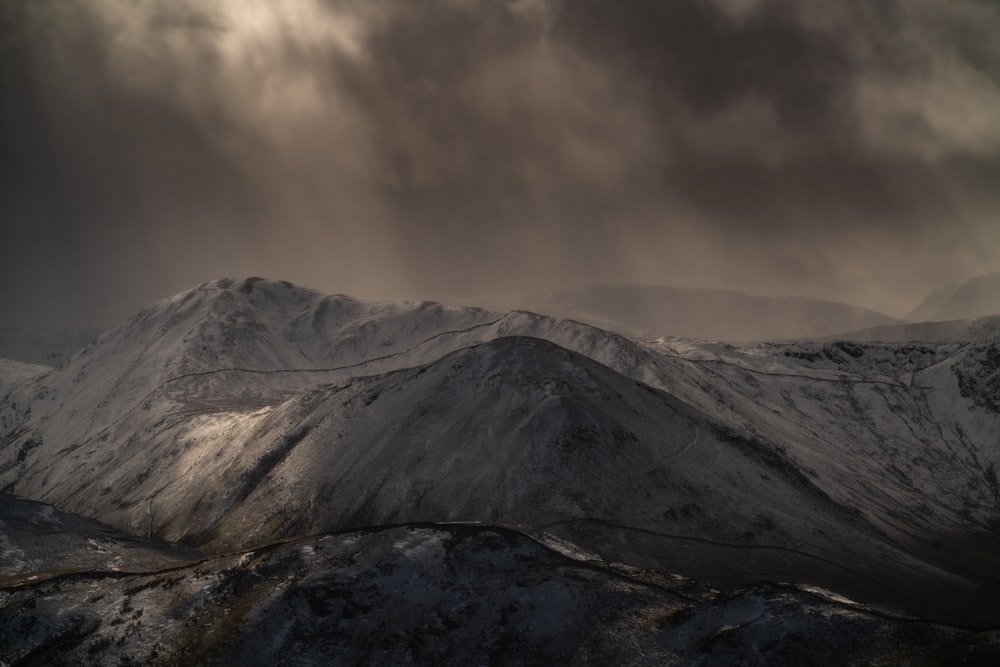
(608, 426, 701, 482)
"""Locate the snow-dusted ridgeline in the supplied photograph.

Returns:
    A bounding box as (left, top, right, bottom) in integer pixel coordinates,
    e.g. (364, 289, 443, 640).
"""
(1, 277, 998, 626)
(463, 284, 903, 342)
(4, 494, 990, 665)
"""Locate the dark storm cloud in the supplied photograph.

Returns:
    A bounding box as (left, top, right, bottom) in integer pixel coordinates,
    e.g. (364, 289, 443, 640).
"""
(2, 0, 999, 325)
(554, 0, 848, 123)
(550, 0, 1000, 229)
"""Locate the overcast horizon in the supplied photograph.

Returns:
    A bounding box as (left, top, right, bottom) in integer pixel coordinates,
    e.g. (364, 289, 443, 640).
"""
(3, 0, 1000, 327)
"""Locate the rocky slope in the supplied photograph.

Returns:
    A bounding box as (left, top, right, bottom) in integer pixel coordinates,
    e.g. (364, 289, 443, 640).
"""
(2, 496, 996, 666)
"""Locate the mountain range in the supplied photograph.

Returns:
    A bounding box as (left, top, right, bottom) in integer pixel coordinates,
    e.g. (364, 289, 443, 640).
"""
(1, 277, 999, 663)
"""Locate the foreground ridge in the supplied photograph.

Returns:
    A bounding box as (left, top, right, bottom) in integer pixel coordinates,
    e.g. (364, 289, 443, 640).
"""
(2, 495, 997, 665)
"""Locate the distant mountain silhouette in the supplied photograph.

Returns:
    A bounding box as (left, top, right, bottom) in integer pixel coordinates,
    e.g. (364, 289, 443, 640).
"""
(469, 285, 901, 341)
(908, 271, 1000, 321)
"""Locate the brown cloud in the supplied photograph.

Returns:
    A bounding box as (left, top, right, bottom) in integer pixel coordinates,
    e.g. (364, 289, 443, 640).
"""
(1, 0, 999, 325)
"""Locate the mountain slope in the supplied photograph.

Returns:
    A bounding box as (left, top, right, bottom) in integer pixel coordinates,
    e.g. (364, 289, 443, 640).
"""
(469, 285, 901, 341)
(908, 272, 1000, 322)
(0, 359, 49, 401)
(188, 337, 997, 625)
(5, 506, 992, 666)
(0, 278, 510, 480)
(0, 494, 200, 587)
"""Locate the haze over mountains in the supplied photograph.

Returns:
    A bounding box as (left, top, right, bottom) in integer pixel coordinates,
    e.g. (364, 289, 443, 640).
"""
(5, 273, 999, 368)
(2, 277, 999, 662)
(469, 285, 903, 341)
(470, 272, 1000, 343)
(5, 0, 1000, 331)
(908, 272, 1000, 323)
(0, 328, 103, 367)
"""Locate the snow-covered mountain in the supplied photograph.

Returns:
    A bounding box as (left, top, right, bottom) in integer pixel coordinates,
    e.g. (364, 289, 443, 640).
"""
(4, 495, 991, 665)
(2, 277, 999, 635)
(465, 285, 902, 341)
(908, 271, 1000, 322)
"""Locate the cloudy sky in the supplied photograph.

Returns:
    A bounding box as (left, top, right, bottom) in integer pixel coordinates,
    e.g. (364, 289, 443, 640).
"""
(2, 0, 999, 326)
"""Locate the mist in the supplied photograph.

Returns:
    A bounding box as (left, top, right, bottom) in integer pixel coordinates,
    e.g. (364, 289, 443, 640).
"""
(2, 0, 1000, 326)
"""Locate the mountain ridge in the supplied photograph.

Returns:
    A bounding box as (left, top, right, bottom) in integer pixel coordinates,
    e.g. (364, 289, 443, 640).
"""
(464, 283, 903, 341)
(5, 494, 992, 664)
(2, 277, 999, 628)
